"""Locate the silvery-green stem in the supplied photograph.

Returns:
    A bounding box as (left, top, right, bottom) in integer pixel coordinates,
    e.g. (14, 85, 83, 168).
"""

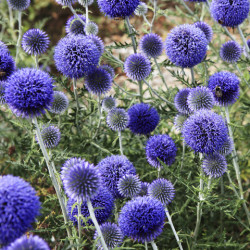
(15, 11, 22, 63)
(234, 63, 249, 87)
(180, 0, 194, 15)
(105, 50, 124, 66)
(180, 140, 185, 172)
(157, 167, 160, 178)
(86, 199, 108, 250)
(85, 4, 89, 25)
(8, 4, 14, 29)
(165, 209, 183, 250)
(98, 95, 101, 118)
(69, 5, 86, 26)
(35, 55, 39, 69)
(207, 176, 212, 190)
(143, 14, 151, 28)
(113, 81, 139, 97)
(118, 131, 123, 155)
(150, 0, 157, 33)
(223, 27, 236, 42)
(150, 241, 158, 250)
(190, 67, 195, 86)
(125, 16, 137, 53)
(77, 199, 82, 250)
(154, 57, 169, 90)
(73, 78, 80, 111)
(237, 25, 249, 55)
(139, 80, 143, 103)
(145, 242, 148, 250)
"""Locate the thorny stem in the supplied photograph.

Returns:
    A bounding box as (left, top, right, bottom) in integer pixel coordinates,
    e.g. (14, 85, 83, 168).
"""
(77, 199, 82, 250)
(234, 63, 249, 87)
(237, 25, 249, 55)
(125, 16, 137, 54)
(154, 57, 169, 90)
(150, 241, 158, 250)
(118, 131, 123, 155)
(15, 11, 22, 63)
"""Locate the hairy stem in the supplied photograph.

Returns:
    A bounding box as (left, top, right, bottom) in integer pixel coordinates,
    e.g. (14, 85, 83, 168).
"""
(190, 67, 195, 86)
(69, 5, 86, 26)
(151, 241, 158, 250)
(125, 16, 137, 53)
(118, 131, 123, 155)
(15, 11, 22, 63)
(237, 25, 249, 55)
(145, 242, 148, 250)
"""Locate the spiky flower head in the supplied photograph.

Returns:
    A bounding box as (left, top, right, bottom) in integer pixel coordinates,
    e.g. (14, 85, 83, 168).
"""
(118, 174, 141, 198)
(87, 35, 105, 55)
(128, 103, 160, 135)
(118, 196, 165, 243)
(0, 41, 8, 51)
(187, 86, 214, 112)
(218, 136, 233, 156)
(100, 64, 115, 79)
(202, 154, 227, 178)
(210, 0, 249, 27)
(0, 175, 41, 246)
(174, 88, 192, 114)
(174, 113, 188, 131)
(97, 155, 136, 198)
(78, 0, 94, 6)
(5, 68, 54, 118)
(148, 178, 175, 206)
(124, 53, 151, 81)
(55, 0, 76, 6)
(182, 110, 228, 154)
(0, 47, 15, 81)
(102, 96, 117, 112)
(94, 222, 123, 250)
(107, 108, 129, 131)
(207, 71, 240, 106)
(139, 33, 163, 58)
(193, 21, 213, 43)
(0, 81, 6, 104)
(7, 0, 30, 10)
(220, 41, 242, 63)
(50, 91, 69, 115)
(85, 21, 99, 35)
(66, 15, 86, 36)
(138, 182, 149, 196)
(134, 2, 148, 16)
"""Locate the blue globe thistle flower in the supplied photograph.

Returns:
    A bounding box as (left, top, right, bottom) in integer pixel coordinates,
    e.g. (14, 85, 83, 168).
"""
(54, 35, 101, 79)
(182, 110, 228, 154)
(102, 96, 117, 112)
(138, 181, 149, 196)
(0, 47, 15, 81)
(55, 0, 76, 6)
(165, 24, 208, 68)
(67, 187, 114, 225)
(85, 67, 112, 95)
(174, 88, 192, 114)
(148, 178, 175, 206)
(97, 0, 140, 18)
(118, 174, 141, 198)
(202, 154, 227, 178)
(66, 15, 86, 36)
(85, 21, 99, 35)
(50, 91, 69, 115)
(134, 2, 148, 16)
(207, 71, 240, 106)
(0, 175, 41, 246)
(145, 134, 177, 168)
(218, 136, 233, 156)
(124, 53, 151, 81)
(7, 0, 30, 10)
(174, 113, 188, 131)
(139, 33, 163, 58)
(5, 68, 54, 118)
(118, 196, 165, 243)
(97, 155, 136, 198)
(127, 103, 160, 135)
(100, 65, 115, 79)
(187, 86, 214, 112)
(220, 41, 242, 63)
(63, 161, 101, 201)
(94, 222, 123, 250)
(193, 21, 213, 43)
(0, 41, 8, 51)
(210, 0, 249, 27)
(0, 81, 6, 104)
(6, 235, 49, 250)
(22, 29, 49, 55)
(107, 108, 129, 131)
(87, 35, 105, 55)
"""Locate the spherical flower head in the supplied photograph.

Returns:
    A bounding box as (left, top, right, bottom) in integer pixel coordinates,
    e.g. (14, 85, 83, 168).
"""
(127, 103, 160, 135)
(202, 153, 227, 178)
(174, 88, 192, 114)
(94, 222, 123, 250)
(0, 81, 6, 104)
(78, 0, 94, 6)
(66, 15, 86, 36)
(193, 21, 213, 43)
(210, 0, 249, 27)
(6, 235, 49, 250)
(0, 175, 41, 246)
(97, 0, 140, 18)
(145, 134, 177, 168)
(102, 96, 117, 112)
(107, 108, 129, 131)
(7, 0, 30, 10)
(50, 91, 69, 115)
(138, 182, 149, 196)
(165, 24, 208, 68)
(207, 71, 240, 106)
(85, 67, 112, 95)
(220, 41, 242, 63)
(124, 53, 151, 81)
(87, 35, 105, 55)
(134, 2, 148, 16)
(63, 161, 101, 201)
(85, 21, 99, 35)
(97, 155, 136, 198)
(218, 136, 233, 156)
(5, 68, 54, 118)
(182, 110, 228, 154)
(118, 196, 165, 243)
(0, 41, 8, 51)
(54, 35, 101, 79)
(118, 174, 141, 198)
(174, 113, 188, 131)
(139, 33, 163, 58)
(0, 47, 15, 82)
(148, 178, 175, 206)
(187, 86, 214, 112)
(100, 65, 115, 79)
(55, 0, 76, 6)
(67, 187, 114, 225)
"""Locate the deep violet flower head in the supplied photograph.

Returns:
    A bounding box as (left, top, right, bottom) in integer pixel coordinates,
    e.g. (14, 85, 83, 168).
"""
(148, 178, 175, 206)
(7, 0, 30, 10)
(187, 86, 214, 112)
(174, 113, 188, 131)
(6, 235, 49, 250)
(0, 175, 41, 246)
(5, 68, 54, 118)
(118, 174, 141, 198)
(50, 91, 69, 115)
(165, 24, 208, 68)
(67, 187, 114, 225)
(220, 41, 242, 63)
(127, 103, 160, 135)
(0, 81, 6, 104)
(138, 181, 149, 196)
(207, 71, 240, 106)
(182, 110, 228, 154)
(145, 134, 177, 168)
(0, 41, 8, 51)
(139, 33, 164, 58)
(36, 125, 61, 148)
(66, 15, 86, 36)
(85, 22, 99, 35)
(97, 0, 140, 18)
(202, 154, 227, 178)
(193, 21, 213, 43)
(118, 196, 165, 243)
(107, 108, 129, 131)
(134, 2, 148, 16)
(100, 64, 115, 79)
(22, 29, 49, 55)
(124, 53, 151, 81)
(210, 0, 249, 27)
(55, 0, 76, 6)
(102, 96, 117, 112)
(174, 88, 192, 114)
(85, 67, 112, 95)
(218, 136, 233, 156)
(0, 47, 15, 81)
(54, 35, 101, 79)
(97, 155, 136, 198)
(87, 35, 105, 55)
(94, 222, 123, 250)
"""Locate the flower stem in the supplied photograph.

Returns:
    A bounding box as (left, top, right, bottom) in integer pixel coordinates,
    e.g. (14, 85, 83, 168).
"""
(8, 5, 14, 30)
(150, 241, 158, 250)
(207, 176, 212, 190)
(69, 5, 86, 26)
(154, 57, 169, 90)
(190, 67, 195, 86)
(125, 16, 137, 54)
(34, 55, 39, 69)
(145, 242, 148, 250)
(237, 25, 249, 55)
(180, 140, 185, 172)
(15, 11, 22, 63)
(77, 199, 82, 250)
(138, 80, 143, 103)
(150, 0, 157, 33)
(73, 78, 80, 111)
(234, 63, 249, 87)
(118, 131, 123, 155)
(180, 0, 194, 15)
(85, 4, 89, 25)
(113, 81, 139, 97)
